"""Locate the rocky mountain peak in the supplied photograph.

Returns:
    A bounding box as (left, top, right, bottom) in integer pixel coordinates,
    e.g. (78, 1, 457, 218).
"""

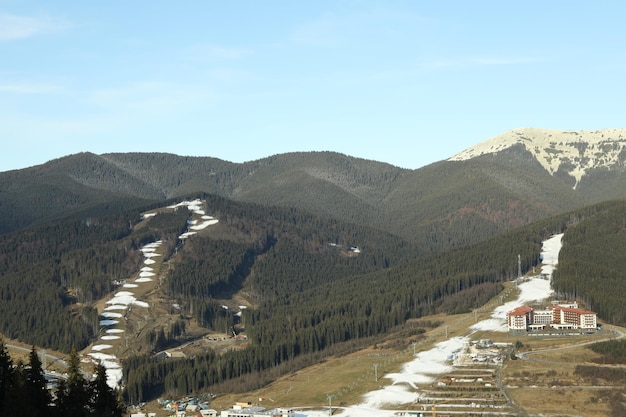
(449, 128, 626, 188)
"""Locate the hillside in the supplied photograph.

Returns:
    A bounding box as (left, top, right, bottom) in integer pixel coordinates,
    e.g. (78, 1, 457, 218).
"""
(4, 128, 626, 252)
(2, 127, 626, 411)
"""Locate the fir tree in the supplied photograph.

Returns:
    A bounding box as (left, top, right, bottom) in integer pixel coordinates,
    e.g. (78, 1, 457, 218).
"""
(88, 363, 123, 417)
(0, 339, 15, 416)
(54, 346, 87, 417)
(26, 346, 52, 417)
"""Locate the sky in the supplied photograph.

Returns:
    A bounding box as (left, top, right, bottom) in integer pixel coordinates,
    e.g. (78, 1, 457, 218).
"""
(1, 1, 625, 173)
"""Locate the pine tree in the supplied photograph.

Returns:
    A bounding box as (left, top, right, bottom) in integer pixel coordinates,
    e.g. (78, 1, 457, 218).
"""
(88, 364, 123, 417)
(0, 339, 15, 415)
(54, 346, 87, 417)
(26, 346, 52, 417)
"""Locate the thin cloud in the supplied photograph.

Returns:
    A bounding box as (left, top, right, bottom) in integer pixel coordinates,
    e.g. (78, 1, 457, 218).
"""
(0, 12, 69, 41)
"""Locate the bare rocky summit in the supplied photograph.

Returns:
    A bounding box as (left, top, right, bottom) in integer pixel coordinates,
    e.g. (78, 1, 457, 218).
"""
(449, 128, 626, 188)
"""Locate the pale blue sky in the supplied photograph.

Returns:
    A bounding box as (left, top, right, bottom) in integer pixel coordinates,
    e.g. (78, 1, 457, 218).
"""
(1, 1, 625, 172)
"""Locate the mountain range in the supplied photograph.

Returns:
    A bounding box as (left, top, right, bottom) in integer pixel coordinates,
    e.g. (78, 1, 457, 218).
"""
(2, 127, 625, 251)
(1, 127, 626, 405)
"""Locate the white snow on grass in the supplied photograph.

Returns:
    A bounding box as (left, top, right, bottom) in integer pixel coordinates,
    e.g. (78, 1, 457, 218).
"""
(168, 199, 203, 211)
(106, 291, 137, 306)
(100, 312, 123, 319)
(471, 278, 553, 332)
(92, 344, 113, 351)
(540, 233, 563, 276)
(471, 234, 561, 333)
(89, 352, 116, 361)
(190, 219, 219, 230)
(105, 305, 127, 311)
(94, 238, 165, 390)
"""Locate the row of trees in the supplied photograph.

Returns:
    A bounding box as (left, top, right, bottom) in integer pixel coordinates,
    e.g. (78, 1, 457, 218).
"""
(0, 340, 122, 417)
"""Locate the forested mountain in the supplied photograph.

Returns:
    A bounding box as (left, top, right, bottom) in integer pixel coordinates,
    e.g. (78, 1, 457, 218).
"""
(2, 128, 626, 252)
(2, 127, 626, 405)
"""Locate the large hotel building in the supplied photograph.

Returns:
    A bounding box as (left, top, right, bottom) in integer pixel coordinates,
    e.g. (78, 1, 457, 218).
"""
(507, 302, 597, 332)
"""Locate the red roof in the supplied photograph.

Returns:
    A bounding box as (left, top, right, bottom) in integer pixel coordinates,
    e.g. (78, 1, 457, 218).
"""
(552, 306, 596, 315)
(508, 306, 533, 316)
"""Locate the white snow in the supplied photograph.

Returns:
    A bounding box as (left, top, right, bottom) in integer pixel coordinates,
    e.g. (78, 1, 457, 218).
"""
(471, 234, 561, 333)
(106, 329, 124, 334)
(106, 292, 137, 306)
(135, 278, 153, 283)
(101, 335, 121, 340)
(100, 312, 123, 319)
(144, 258, 156, 265)
(89, 352, 116, 361)
(139, 271, 155, 277)
(123, 283, 139, 288)
(540, 233, 563, 276)
(105, 305, 127, 311)
(92, 344, 113, 351)
(99, 320, 119, 326)
(190, 219, 219, 230)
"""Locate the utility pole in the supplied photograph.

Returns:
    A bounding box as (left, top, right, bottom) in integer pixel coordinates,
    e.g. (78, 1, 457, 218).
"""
(373, 363, 379, 382)
(412, 341, 417, 356)
(326, 394, 333, 416)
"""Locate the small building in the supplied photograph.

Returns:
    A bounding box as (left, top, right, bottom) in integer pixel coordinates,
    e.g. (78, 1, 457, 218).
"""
(220, 403, 294, 417)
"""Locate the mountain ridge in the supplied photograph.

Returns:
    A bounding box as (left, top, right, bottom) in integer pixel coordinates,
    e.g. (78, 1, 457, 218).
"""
(2, 127, 626, 252)
(449, 127, 626, 188)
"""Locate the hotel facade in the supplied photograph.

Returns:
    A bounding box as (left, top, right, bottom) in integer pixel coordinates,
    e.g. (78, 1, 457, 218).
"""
(507, 302, 597, 332)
